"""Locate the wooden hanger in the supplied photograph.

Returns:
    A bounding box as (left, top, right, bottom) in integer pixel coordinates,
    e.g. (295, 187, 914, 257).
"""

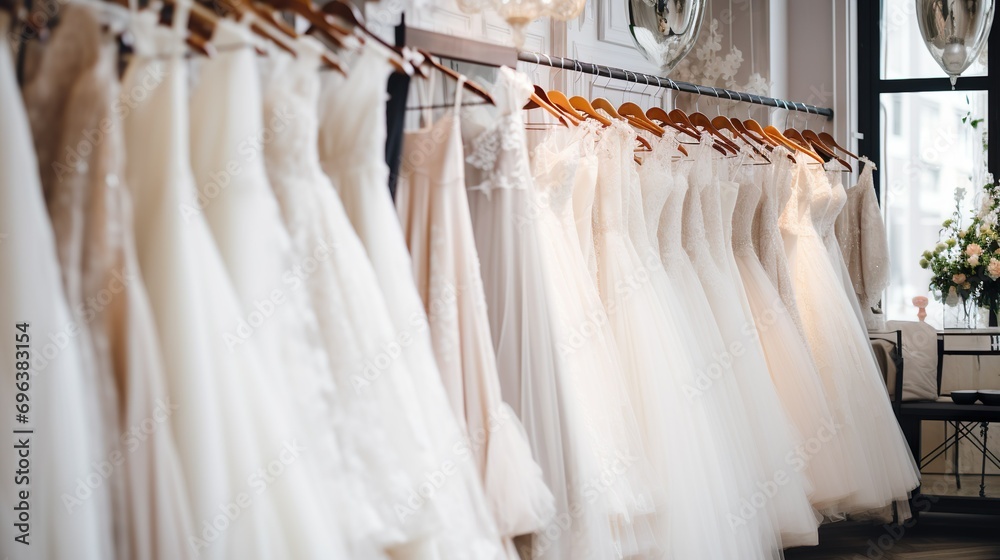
(155, 0, 217, 57)
(524, 87, 572, 127)
(569, 95, 612, 126)
(690, 112, 739, 154)
(318, 0, 419, 76)
(645, 106, 700, 140)
(764, 125, 823, 163)
(546, 89, 585, 121)
(816, 131, 860, 160)
(797, 129, 852, 171)
(783, 127, 822, 157)
(712, 115, 768, 161)
(622, 103, 689, 156)
(255, 0, 350, 48)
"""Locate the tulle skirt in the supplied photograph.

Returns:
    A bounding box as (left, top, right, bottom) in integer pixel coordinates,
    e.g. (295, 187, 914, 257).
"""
(787, 230, 920, 514)
(735, 252, 855, 511)
(596, 230, 784, 560)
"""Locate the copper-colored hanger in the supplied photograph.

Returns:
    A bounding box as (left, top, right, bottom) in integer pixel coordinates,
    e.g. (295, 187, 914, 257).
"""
(255, 0, 349, 48)
(541, 56, 586, 123)
(570, 95, 612, 127)
(816, 130, 860, 160)
(795, 121, 852, 171)
(525, 86, 573, 127)
(318, 0, 420, 77)
(155, 0, 217, 57)
(711, 90, 768, 162)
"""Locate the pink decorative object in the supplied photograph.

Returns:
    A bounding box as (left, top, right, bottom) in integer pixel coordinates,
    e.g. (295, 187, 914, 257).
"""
(913, 296, 929, 322)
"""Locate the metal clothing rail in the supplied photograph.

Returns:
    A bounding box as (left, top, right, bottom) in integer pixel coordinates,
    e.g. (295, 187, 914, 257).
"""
(517, 51, 834, 120)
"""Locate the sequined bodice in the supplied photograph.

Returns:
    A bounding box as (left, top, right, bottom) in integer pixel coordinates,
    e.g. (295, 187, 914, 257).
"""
(657, 162, 691, 269)
(638, 137, 676, 255)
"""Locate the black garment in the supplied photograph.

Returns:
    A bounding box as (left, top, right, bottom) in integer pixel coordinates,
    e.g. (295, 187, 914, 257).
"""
(385, 71, 410, 200)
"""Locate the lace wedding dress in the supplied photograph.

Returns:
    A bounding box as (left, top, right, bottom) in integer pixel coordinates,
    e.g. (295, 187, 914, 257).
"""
(731, 166, 854, 512)
(22, 5, 193, 557)
(263, 37, 465, 559)
(395, 75, 553, 557)
(187, 20, 353, 558)
(122, 8, 291, 558)
(820, 171, 868, 330)
(461, 67, 582, 560)
(752, 148, 806, 333)
(781, 161, 920, 515)
(317, 43, 510, 559)
(0, 9, 109, 558)
(686, 143, 817, 548)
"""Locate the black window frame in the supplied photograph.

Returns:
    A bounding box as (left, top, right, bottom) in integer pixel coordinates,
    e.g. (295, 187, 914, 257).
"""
(857, 2, 998, 203)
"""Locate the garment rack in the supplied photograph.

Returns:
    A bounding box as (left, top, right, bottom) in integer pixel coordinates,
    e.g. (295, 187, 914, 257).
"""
(396, 19, 834, 120)
(517, 51, 834, 120)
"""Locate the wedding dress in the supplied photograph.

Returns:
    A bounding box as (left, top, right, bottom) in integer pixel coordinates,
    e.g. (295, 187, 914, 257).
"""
(462, 67, 580, 559)
(820, 170, 868, 330)
(731, 164, 854, 512)
(21, 5, 193, 558)
(263, 37, 461, 559)
(752, 148, 805, 333)
(592, 121, 778, 559)
(317, 43, 510, 559)
(687, 142, 817, 548)
(835, 160, 890, 331)
(781, 161, 920, 515)
(395, 76, 553, 554)
(531, 122, 658, 560)
(123, 9, 296, 558)
(187, 20, 355, 559)
(0, 9, 108, 558)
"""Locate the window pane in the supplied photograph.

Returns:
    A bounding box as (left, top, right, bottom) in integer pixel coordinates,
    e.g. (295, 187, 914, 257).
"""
(881, 91, 989, 327)
(881, 0, 989, 80)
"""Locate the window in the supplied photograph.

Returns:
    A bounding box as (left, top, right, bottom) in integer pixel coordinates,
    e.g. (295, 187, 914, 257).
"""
(859, 1, 996, 328)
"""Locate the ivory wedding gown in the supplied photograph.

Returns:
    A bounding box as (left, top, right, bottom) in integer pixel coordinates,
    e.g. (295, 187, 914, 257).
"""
(462, 67, 580, 560)
(731, 164, 854, 511)
(187, 20, 353, 559)
(781, 161, 920, 515)
(262, 37, 462, 559)
(531, 122, 659, 560)
(122, 9, 295, 558)
(752, 148, 806, 333)
(0, 9, 109, 558)
(317, 43, 510, 559)
(22, 5, 193, 558)
(591, 121, 781, 559)
(685, 143, 817, 548)
(395, 78, 553, 556)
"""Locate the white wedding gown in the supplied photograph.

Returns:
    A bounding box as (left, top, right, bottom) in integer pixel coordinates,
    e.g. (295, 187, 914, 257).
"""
(21, 5, 194, 557)
(685, 142, 817, 548)
(262, 37, 456, 559)
(781, 161, 920, 515)
(532, 122, 659, 559)
(0, 9, 109, 558)
(462, 67, 580, 560)
(395, 78, 553, 556)
(317, 43, 510, 559)
(122, 8, 289, 558)
(731, 164, 854, 512)
(591, 122, 779, 559)
(187, 20, 352, 559)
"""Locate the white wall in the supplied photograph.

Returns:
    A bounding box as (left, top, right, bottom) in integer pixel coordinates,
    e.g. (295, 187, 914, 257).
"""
(389, 0, 854, 140)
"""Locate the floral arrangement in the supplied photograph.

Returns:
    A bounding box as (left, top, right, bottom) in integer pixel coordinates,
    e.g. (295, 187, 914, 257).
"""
(920, 174, 1000, 314)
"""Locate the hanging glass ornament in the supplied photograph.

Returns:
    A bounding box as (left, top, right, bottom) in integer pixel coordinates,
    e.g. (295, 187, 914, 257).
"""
(915, 0, 994, 88)
(626, 0, 706, 73)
